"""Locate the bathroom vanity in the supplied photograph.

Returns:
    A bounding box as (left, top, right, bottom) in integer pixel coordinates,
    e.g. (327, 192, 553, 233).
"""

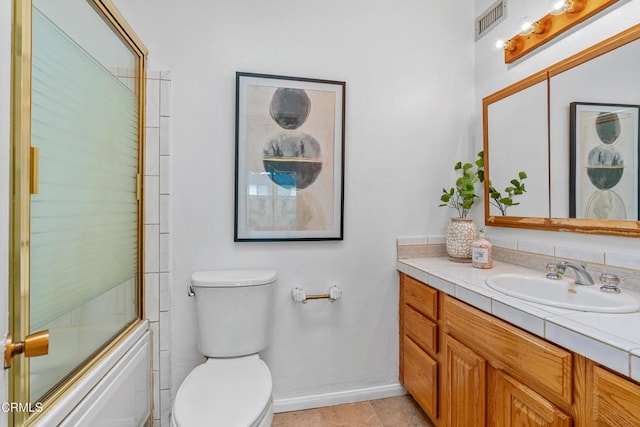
(398, 259, 640, 426)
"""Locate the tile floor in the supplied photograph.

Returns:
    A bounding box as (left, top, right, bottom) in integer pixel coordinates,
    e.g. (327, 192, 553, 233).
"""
(272, 395, 435, 426)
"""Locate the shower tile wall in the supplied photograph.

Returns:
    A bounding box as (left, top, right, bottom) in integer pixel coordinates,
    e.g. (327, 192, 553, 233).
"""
(144, 70, 172, 427)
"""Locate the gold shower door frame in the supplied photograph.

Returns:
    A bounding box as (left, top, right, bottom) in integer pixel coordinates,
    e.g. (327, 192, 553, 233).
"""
(9, 0, 148, 424)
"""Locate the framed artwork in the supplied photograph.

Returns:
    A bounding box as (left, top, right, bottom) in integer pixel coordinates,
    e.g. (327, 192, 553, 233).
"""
(570, 102, 640, 220)
(234, 72, 345, 241)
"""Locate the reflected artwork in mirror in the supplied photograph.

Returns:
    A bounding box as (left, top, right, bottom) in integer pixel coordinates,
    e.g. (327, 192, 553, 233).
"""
(570, 103, 639, 220)
(483, 23, 640, 236)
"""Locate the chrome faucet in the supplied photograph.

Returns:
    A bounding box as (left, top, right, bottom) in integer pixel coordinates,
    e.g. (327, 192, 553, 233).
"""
(556, 261, 595, 286)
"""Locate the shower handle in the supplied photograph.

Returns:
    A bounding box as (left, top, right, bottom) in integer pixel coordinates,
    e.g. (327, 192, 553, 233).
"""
(4, 330, 49, 369)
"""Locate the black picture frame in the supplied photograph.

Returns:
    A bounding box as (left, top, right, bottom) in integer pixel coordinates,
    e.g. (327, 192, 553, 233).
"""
(569, 102, 640, 220)
(234, 72, 346, 241)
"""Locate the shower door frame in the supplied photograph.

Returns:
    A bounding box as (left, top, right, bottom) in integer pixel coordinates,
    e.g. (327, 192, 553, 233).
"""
(9, 0, 148, 424)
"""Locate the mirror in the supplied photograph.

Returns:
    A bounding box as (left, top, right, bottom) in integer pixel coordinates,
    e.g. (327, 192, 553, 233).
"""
(486, 77, 549, 218)
(484, 23, 640, 236)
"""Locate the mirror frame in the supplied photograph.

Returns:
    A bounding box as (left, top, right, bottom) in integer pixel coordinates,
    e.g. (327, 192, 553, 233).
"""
(483, 23, 640, 237)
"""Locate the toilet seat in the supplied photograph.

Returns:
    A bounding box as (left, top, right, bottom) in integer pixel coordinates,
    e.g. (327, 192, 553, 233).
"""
(172, 354, 272, 427)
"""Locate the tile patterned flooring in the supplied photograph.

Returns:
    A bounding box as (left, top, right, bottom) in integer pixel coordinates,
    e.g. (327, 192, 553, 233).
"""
(272, 395, 435, 426)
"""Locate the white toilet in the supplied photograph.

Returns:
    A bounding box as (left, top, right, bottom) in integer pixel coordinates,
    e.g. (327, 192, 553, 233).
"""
(171, 269, 277, 427)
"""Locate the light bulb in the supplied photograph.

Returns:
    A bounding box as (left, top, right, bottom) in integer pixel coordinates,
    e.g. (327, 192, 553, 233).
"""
(548, 0, 568, 15)
(494, 37, 517, 52)
(518, 16, 535, 36)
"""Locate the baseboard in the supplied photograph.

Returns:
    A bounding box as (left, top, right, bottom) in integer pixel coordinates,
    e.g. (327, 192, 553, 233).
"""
(273, 383, 407, 413)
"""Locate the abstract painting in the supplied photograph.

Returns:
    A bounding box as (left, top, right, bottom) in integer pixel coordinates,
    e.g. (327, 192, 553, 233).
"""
(570, 102, 639, 220)
(235, 73, 345, 241)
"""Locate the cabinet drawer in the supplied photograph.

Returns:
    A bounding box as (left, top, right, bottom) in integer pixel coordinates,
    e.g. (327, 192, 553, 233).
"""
(404, 275, 438, 320)
(404, 304, 438, 354)
(443, 295, 572, 405)
(403, 335, 438, 420)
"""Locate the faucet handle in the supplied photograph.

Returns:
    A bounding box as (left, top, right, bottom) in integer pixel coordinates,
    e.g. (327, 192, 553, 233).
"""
(600, 273, 621, 293)
(600, 273, 620, 285)
(546, 263, 561, 280)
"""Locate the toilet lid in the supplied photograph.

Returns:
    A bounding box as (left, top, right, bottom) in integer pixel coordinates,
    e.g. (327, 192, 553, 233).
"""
(173, 355, 272, 427)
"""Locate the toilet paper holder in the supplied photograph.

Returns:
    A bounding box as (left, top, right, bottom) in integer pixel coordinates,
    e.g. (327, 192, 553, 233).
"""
(291, 285, 342, 303)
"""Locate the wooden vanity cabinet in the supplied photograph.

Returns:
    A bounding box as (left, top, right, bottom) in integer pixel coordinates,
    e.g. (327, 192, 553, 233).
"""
(400, 272, 640, 426)
(400, 273, 572, 426)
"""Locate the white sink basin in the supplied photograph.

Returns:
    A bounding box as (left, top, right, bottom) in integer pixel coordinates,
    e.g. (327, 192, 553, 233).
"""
(485, 273, 640, 313)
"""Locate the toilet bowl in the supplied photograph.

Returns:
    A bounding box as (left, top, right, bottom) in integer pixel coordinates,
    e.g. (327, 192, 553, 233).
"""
(171, 269, 277, 427)
(171, 355, 273, 427)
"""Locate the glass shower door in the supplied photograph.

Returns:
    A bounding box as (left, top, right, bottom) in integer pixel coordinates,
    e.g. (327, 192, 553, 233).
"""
(28, 0, 142, 401)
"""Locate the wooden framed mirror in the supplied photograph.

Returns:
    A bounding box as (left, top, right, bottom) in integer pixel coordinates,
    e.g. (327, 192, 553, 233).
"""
(483, 23, 640, 237)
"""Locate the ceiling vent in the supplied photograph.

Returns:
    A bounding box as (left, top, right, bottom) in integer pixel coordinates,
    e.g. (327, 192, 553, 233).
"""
(476, 0, 507, 41)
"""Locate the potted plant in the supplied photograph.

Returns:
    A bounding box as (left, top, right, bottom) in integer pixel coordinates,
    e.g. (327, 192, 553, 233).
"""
(439, 155, 483, 262)
(476, 151, 528, 216)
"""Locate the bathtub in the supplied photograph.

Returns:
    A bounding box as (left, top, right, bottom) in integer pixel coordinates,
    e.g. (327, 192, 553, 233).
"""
(33, 321, 151, 426)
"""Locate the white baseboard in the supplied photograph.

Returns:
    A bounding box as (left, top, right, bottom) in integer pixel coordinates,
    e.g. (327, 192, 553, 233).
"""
(273, 383, 407, 413)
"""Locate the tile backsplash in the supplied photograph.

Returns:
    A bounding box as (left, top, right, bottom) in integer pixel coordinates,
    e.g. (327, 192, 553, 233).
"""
(397, 235, 640, 292)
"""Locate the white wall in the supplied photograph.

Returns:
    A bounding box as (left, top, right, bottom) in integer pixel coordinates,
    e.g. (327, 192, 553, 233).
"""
(475, 0, 640, 253)
(112, 0, 476, 404)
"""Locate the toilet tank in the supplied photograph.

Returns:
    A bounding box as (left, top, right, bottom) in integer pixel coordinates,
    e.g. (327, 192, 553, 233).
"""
(190, 270, 277, 358)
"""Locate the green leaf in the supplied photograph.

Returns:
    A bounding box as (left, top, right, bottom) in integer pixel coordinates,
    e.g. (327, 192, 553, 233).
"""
(454, 162, 462, 170)
(519, 171, 527, 179)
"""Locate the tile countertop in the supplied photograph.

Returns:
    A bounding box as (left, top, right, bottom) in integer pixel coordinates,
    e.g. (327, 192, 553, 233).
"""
(397, 257, 640, 382)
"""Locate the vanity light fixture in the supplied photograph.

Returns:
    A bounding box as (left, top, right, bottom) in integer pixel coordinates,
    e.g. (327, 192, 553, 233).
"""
(502, 0, 618, 63)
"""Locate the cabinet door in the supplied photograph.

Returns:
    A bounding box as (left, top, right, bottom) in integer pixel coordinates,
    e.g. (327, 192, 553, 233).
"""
(443, 335, 486, 427)
(589, 364, 640, 426)
(403, 335, 438, 420)
(489, 368, 571, 427)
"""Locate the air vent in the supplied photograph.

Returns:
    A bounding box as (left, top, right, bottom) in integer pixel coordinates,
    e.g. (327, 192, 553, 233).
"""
(476, 0, 507, 41)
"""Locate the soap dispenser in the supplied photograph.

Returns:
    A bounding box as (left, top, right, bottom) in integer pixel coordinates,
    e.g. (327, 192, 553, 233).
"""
(471, 228, 493, 269)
